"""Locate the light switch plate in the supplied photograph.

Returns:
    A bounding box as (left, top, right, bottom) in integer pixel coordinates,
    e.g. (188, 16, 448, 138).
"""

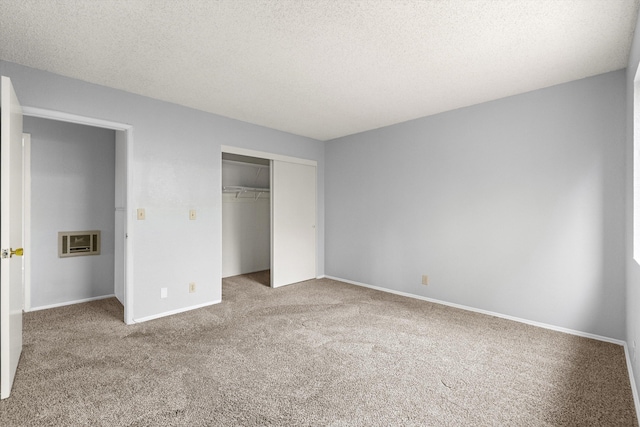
(189, 209, 196, 220)
(137, 208, 145, 220)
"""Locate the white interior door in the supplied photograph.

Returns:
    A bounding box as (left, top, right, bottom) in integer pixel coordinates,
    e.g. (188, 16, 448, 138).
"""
(1, 76, 24, 399)
(271, 160, 316, 287)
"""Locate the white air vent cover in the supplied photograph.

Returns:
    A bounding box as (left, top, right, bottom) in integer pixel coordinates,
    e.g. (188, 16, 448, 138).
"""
(58, 230, 101, 257)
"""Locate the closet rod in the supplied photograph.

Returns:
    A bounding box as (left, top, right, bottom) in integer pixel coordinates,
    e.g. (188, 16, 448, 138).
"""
(223, 185, 270, 200)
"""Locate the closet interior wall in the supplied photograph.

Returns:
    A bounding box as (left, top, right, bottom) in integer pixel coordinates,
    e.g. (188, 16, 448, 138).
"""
(221, 154, 270, 278)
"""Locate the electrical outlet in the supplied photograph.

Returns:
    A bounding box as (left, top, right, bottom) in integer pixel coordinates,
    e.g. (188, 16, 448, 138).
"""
(137, 208, 146, 220)
(189, 282, 196, 293)
(160, 287, 167, 298)
(422, 275, 429, 285)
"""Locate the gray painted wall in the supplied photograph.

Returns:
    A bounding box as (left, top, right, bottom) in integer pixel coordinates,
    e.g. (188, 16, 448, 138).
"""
(24, 116, 115, 308)
(0, 59, 324, 321)
(626, 5, 640, 406)
(326, 70, 626, 339)
(2, 53, 631, 350)
(222, 195, 270, 277)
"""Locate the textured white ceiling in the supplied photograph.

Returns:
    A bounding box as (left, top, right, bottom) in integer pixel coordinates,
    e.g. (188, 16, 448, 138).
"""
(0, 1, 638, 141)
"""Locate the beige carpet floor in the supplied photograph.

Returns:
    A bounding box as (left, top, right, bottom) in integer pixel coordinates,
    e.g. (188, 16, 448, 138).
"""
(0, 272, 637, 426)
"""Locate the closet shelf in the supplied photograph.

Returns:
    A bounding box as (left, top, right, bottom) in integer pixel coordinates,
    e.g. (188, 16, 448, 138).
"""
(223, 185, 270, 200)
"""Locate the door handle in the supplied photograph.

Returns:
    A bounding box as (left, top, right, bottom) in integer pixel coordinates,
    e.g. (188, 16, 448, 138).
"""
(1, 248, 23, 259)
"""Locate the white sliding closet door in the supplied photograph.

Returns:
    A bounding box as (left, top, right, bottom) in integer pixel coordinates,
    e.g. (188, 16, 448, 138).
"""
(271, 160, 316, 288)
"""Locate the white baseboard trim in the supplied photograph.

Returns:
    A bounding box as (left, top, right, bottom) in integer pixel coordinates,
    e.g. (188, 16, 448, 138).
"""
(623, 343, 640, 423)
(325, 275, 640, 417)
(324, 276, 625, 346)
(132, 299, 221, 324)
(28, 294, 116, 312)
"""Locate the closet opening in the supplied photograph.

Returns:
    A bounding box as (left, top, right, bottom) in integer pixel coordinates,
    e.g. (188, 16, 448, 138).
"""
(221, 145, 317, 290)
(221, 153, 271, 286)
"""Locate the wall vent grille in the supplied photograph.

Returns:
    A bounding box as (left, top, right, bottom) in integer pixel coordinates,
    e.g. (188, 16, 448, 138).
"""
(58, 230, 101, 257)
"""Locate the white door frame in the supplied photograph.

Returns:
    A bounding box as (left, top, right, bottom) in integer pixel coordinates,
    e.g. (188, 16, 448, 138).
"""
(22, 107, 135, 324)
(220, 145, 317, 288)
(22, 133, 31, 312)
(221, 146, 317, 167)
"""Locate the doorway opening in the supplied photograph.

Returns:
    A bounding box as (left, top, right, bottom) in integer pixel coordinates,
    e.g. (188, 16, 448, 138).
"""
(222, 153, 271, 286)
(22, 107, 133, 324)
